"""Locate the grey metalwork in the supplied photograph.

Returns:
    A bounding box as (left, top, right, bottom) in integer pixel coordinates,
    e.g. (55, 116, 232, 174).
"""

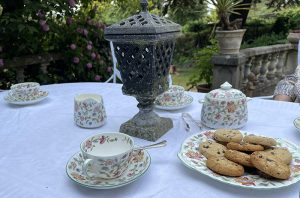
(104, 0, 181, 141)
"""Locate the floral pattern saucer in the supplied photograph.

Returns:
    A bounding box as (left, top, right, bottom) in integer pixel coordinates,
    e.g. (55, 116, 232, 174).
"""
(154, 94, 193, 111)
(66, 149, 151, 189)
(178, 130, 300, 189)
(4, 90, 49, 105)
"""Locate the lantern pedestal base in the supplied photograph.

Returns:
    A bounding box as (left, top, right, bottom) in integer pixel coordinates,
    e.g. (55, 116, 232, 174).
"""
(120, 117, 173, 142)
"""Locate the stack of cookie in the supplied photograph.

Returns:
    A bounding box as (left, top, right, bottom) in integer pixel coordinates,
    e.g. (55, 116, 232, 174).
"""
(199, 129, 292, 180)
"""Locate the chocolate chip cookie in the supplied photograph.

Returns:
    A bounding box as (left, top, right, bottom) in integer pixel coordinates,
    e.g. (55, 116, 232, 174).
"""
(199, 140, 227, 158)
(250, 151, 291, 180)
(214, 129, 243, 143)
(206, 156, 244, 177)
(263, 148, 292, 165)
(227, 142, 264, 152)
(243, 134, 277, 147)
(225, 150, 253, 167)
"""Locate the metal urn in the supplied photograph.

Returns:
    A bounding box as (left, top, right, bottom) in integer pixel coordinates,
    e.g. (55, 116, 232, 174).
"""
(104, 0, 181, 141)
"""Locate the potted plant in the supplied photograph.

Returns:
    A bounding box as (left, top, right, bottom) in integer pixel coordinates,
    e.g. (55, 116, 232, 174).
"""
(206, 0, 249, 54)
(187, 40, 218, 93)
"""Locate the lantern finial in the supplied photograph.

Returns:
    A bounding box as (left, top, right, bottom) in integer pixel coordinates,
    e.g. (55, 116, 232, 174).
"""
(140, 0, 148, 12)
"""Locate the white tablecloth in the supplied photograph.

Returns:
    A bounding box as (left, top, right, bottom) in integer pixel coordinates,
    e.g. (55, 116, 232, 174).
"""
(1, 82, 300, 198)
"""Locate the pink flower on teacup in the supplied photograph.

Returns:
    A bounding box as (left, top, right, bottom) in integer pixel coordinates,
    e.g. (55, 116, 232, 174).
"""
(99, 135, 105, 144)
(127, 172, 134, 177)
(104, 160, 113, 166)
(85, 140, 92, 149)
(80, 116, 84, 121)
(227, 101, 236, 113)
(163, 95, 171, 101)
(93, 106, 100, 113)
(212, 92, 218, 98)
(215, 113, 221, 120)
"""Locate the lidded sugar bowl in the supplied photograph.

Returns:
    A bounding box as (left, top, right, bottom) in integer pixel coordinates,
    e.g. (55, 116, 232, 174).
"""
(200, 82, 248, 129)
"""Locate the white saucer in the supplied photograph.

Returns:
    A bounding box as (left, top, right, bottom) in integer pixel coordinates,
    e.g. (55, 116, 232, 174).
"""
(66, 149, 151, 189)
(154, 94, 193, 111)
(293, 117, 300, 132)
(4, 90, 49, 105)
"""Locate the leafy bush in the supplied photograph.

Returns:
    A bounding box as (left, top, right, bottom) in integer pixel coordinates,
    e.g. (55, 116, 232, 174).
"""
(58, 6, 111, 82)
(187, 40, 218, 89)
(271, 16, 290, 34)
(0, 0, 111, 89)
(243, 19, 274, 42)
(241, 33, 287, 49)
(278, 7, 300, 30)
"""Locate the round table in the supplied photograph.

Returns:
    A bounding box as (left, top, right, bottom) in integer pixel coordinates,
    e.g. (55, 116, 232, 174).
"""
(1, 82, 300, 198)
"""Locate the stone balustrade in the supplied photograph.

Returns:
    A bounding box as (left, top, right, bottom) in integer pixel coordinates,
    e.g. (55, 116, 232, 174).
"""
(212, 33, 299, 97)
(1, 53, 63, 83)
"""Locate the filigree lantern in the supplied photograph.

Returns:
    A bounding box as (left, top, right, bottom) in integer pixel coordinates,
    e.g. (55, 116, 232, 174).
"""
(104, 0, 181, 141)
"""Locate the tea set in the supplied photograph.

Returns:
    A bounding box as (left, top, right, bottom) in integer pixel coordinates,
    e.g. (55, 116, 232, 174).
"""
(74, 94, 107, 128)
(4, 82, 48, 105)
(66, 133, 167, 189)
(4, 81, 300, 190)
(154, 85, 193, 110)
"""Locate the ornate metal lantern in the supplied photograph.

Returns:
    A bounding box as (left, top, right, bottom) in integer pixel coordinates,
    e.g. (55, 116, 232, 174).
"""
(104, 0, 181, 141)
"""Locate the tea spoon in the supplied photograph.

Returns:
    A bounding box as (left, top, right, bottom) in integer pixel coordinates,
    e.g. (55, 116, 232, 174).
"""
(134, 140, 167, 151)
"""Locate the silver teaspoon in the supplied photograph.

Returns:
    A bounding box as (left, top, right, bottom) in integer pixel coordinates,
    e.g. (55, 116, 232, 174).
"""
(134, 140, 167, 151)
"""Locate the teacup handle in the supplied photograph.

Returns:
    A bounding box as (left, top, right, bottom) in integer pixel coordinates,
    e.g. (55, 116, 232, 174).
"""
(82, 159, 93, 178)
(198, 99, 205, 104)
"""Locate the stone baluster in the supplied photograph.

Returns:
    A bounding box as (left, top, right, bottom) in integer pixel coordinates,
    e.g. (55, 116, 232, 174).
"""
(242, 57, 253, 93)
(16, 67, 25, 82)
(275, 51, 288, 80)
(267, 52, 278, 82)
(251, 55, 262, 87)
(212, 42, 297, 96)
(259, 54, 270, 85)
(246, 71, 256, 97)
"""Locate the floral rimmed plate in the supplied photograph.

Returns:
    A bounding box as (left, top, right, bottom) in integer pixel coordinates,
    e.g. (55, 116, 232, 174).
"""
(4, 90, 49, 105)
(154, 94, 193, 111)
(66, 149, 151, 189)
(293, 117, 300, 132)
(178, 130, 300, 190)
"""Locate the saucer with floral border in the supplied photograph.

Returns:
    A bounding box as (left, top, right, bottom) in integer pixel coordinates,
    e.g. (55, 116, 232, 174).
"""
(4, 90, 49, 105)
(66, 149, 151, 189)
(154, 94, 193, 111)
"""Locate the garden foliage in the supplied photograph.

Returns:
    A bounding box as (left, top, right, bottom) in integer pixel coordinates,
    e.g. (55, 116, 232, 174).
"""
(0, 0, 111, 89)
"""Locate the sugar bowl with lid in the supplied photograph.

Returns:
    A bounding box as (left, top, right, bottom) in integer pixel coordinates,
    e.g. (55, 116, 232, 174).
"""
(200, 82, 248, 129)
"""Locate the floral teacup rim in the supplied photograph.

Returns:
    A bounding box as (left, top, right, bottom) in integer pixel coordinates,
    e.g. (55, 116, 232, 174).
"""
(75, 93, 102, 103)
(10, 82, 40, 91)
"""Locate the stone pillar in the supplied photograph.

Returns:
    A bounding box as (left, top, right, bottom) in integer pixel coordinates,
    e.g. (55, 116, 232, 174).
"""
(211, 53, 247, 90)
(286, 32, 300, 72)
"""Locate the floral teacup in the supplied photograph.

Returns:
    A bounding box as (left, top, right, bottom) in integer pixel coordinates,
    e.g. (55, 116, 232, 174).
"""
(80, 132, 134, 179)
(155, 85, 185, 106)
(74, 94, 106, 128)
(10, 82, 40, 101)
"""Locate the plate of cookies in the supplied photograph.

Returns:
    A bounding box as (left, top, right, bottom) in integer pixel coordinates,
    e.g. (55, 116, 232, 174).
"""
(177, 129, 300, 189)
